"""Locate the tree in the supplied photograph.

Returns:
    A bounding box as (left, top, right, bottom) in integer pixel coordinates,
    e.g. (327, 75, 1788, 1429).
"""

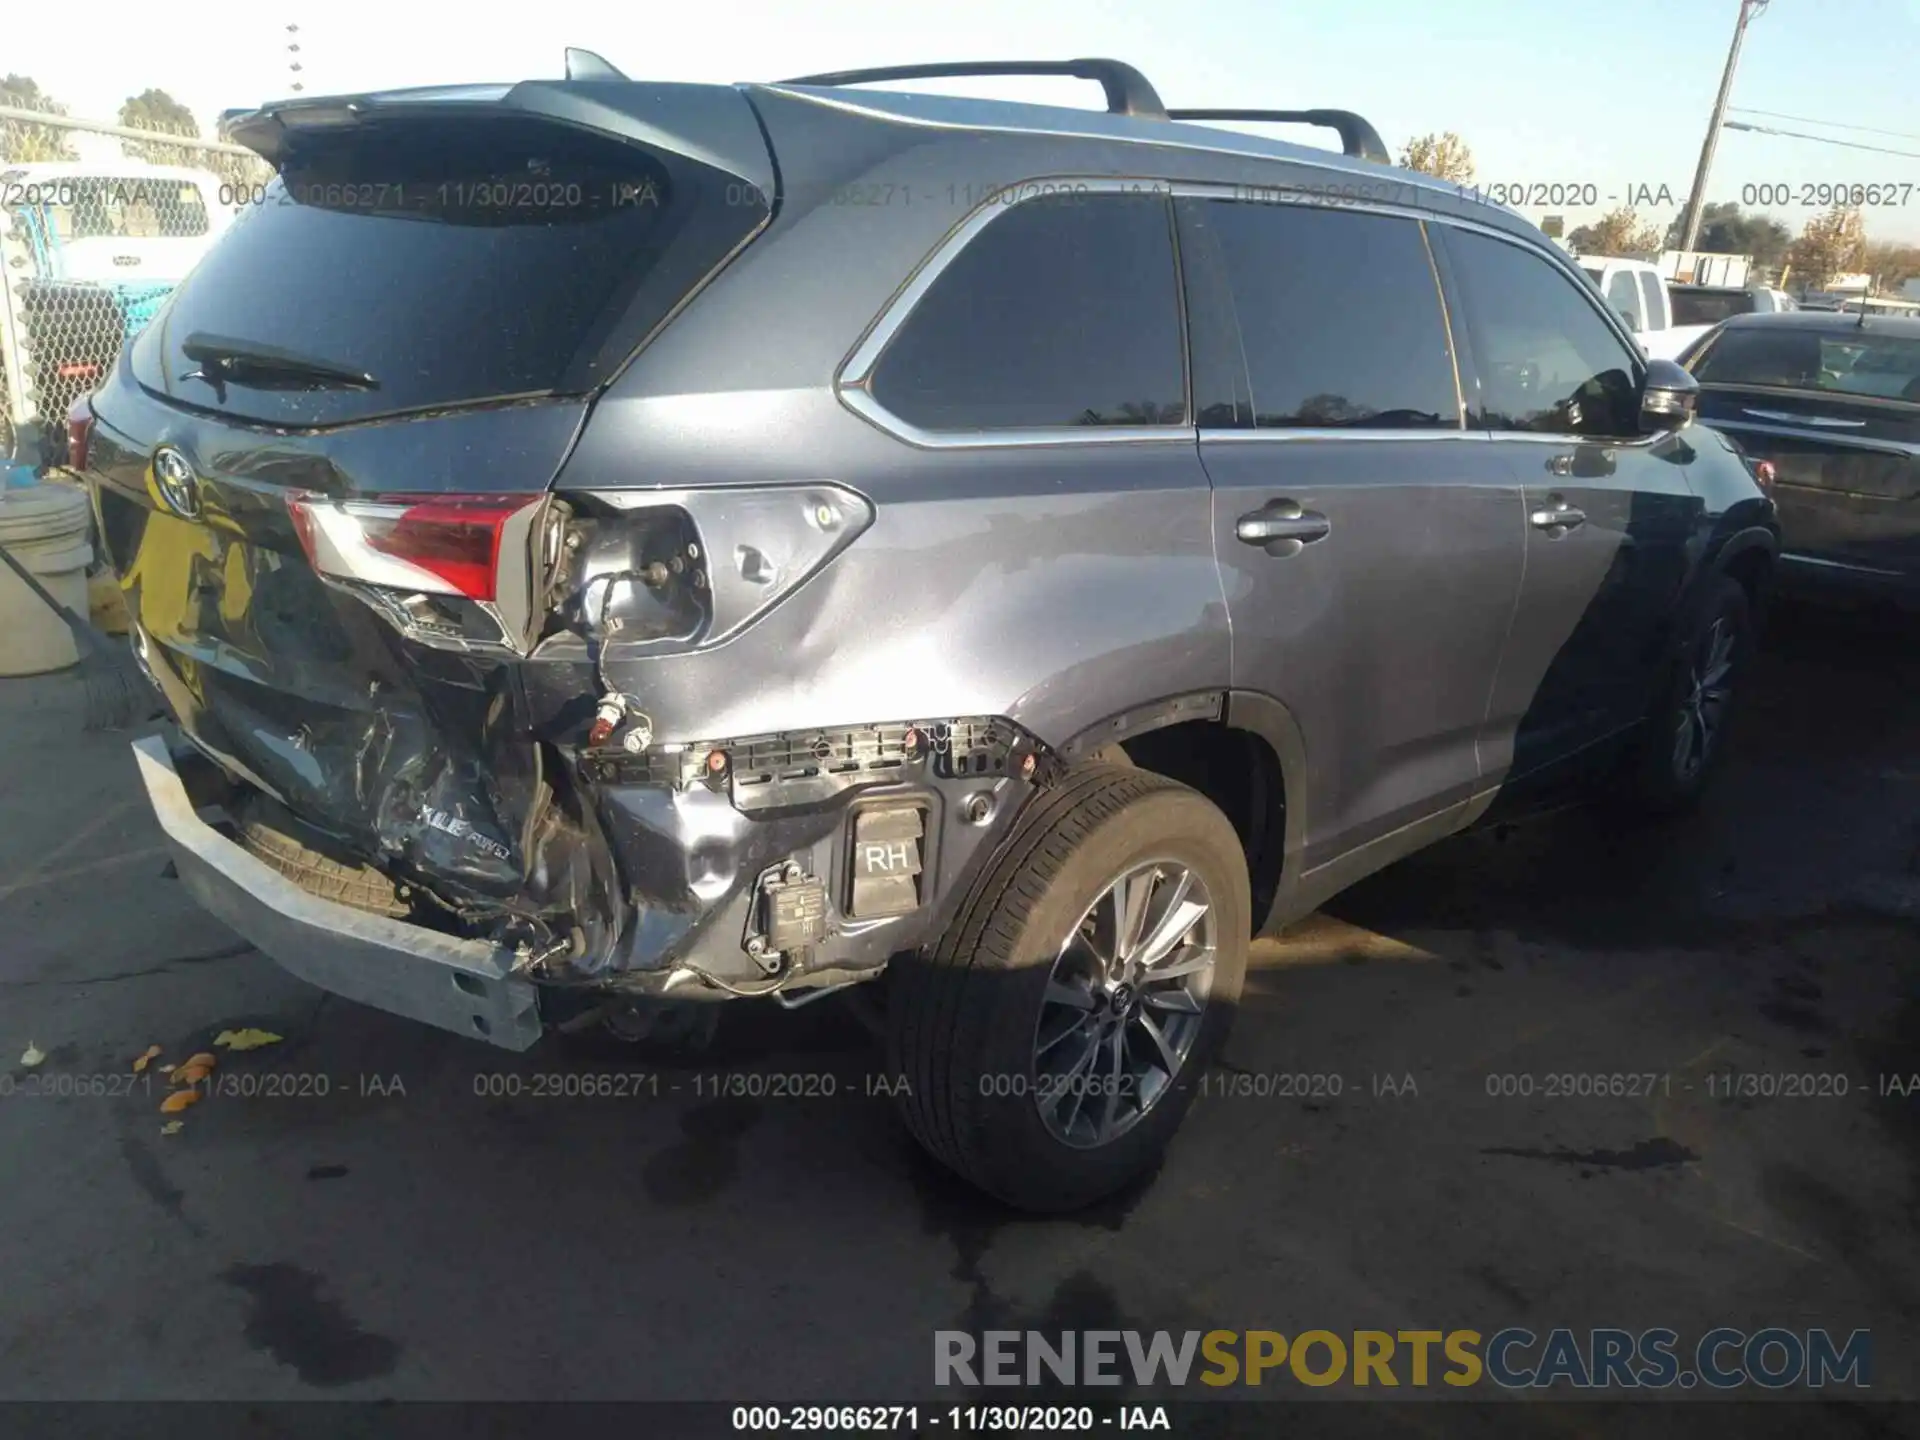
(1664, 201, 1791, 269)
(1786, 205, 1869, 289)
(1566, 207, 1662, 258)
(119, 88, 201, 167)
(0, 74, 78, 162)
(1397, 132, 1474, 183)
(1863, 240, 1920, 294)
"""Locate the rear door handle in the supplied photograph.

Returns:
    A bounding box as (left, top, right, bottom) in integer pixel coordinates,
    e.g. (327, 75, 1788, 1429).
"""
(1529, 494, 1586, 534)
(1236, 500, 1330, 556)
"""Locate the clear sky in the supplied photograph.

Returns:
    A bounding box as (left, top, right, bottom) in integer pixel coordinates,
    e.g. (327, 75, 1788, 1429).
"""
(9, 0, 1920, 242)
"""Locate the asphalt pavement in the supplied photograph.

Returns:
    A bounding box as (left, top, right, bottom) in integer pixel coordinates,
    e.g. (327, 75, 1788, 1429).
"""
(4, 598, 1920, 1434)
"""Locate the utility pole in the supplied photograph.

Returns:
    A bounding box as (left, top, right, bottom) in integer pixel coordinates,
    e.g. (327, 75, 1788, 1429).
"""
(1676, 0, 1770, 255)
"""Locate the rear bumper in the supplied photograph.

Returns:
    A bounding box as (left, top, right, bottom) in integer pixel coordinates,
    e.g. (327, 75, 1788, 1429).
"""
(132, 735, 544, 1051)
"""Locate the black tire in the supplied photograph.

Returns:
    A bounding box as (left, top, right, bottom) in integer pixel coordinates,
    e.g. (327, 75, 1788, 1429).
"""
(234, 799, 411, 919)
(888, 763, 1250, 1212)
(1621, 573, 1753, 815)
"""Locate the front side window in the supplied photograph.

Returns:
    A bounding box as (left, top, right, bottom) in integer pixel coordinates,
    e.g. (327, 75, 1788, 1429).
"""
(1180, 198, 1459, 429)
(868, 192, 1186, 431)
(1444, 230, 1645, 438)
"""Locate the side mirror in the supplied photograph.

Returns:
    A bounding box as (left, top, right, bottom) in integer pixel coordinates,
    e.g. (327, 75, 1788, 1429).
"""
(1640, 358, 1698, 433)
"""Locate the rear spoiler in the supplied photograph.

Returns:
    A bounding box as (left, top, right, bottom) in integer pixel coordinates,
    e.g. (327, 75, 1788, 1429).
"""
(219, 66, 774, 197)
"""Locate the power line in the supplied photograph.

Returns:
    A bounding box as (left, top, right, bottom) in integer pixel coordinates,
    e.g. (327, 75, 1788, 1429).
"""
(1727, 106, 1920, 142)
(1722, 119, 1920, 160)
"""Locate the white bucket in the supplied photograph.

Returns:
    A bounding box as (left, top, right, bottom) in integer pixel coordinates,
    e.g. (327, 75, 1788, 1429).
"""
(0, 484, 95, 676)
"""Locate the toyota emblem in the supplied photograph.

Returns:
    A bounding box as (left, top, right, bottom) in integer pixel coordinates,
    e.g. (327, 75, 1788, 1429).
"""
(152, 446, 200, 519)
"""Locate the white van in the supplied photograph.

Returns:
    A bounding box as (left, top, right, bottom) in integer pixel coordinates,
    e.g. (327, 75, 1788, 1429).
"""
(1574, 255, 1713, 363)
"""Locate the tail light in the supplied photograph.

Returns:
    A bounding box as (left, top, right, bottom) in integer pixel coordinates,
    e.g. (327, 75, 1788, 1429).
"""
(66, 394, 95, 471)
(1753, 460, 1776, 493)
(288, 493, 542, 603)
(288, 491, 553, 652)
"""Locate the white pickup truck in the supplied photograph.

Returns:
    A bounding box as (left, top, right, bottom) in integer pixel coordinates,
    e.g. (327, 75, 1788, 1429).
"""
(1575, 255, 1714, 363)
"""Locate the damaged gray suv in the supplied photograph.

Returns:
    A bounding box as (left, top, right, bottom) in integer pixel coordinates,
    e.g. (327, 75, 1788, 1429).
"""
(83, 53, 1778, 1210)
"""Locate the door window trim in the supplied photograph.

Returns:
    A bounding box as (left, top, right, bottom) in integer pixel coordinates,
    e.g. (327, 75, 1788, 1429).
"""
(836, 174, 1644, 451)
(836, 177, 1192, 450)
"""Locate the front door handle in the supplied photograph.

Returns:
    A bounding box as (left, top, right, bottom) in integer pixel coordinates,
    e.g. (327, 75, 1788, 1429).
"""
(1237, 500, 1330, 557)
(1529, 494, 1586, 535)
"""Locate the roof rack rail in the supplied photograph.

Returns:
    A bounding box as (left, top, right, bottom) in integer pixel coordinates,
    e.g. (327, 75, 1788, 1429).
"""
(565, 47, 628, 82)
(778, 59, 1168, 119)
(1166, 109, 1391, 165)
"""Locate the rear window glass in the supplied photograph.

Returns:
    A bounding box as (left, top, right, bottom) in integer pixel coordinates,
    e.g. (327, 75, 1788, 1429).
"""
(1670, 289, 1755, 327)
(1690, 327, 1920, 402)
(42, 177, 210, 239)
(135, 115, 764, 425)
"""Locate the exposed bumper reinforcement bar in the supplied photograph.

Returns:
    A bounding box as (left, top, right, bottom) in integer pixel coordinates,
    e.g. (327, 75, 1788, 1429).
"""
(131, 735, 544, 1051)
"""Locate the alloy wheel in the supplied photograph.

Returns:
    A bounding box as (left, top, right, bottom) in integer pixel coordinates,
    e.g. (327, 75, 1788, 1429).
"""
(1032, 859, 1217, 1149)
(1672, 616, 1736, 782)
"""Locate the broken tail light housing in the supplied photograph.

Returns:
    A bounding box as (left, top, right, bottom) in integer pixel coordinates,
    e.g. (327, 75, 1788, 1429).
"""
(288, 491, 553, 651)
(570, 484, 874, 656)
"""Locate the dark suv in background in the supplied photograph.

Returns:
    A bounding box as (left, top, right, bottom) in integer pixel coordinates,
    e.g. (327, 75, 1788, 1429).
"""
(80, 53, 1777, 1210)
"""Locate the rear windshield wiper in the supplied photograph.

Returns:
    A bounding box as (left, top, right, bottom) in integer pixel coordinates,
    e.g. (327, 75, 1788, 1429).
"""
(179, 333, 380, 395)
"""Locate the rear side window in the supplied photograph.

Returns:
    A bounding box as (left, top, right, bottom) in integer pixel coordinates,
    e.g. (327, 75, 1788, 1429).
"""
(1637, 271, 1664, 330)
(868, 192, 1186, 430)
(135, 115, 766, 426)
(1179, 198, 1459, 429)
(1671, 289, 1754, 327)
(1443, 230, 1645, 438)
(1606, 271, 1642, 330)
(1690, 327, 1920, 402)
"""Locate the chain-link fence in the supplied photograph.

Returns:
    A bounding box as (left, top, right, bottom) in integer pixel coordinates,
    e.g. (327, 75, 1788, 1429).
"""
(1, 107, 273, 463)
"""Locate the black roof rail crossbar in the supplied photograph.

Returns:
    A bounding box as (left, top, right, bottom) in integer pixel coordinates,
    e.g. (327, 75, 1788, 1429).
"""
(778, 59, 1168, 119)
(1166, 108, 1391, 165)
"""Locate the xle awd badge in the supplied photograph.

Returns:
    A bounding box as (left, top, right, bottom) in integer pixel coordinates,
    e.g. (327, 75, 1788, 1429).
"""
(152, 446, 200, 519)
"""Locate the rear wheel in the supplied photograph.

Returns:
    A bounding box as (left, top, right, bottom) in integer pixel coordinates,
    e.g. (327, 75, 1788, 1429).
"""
(888, 764, 1249, 1212)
